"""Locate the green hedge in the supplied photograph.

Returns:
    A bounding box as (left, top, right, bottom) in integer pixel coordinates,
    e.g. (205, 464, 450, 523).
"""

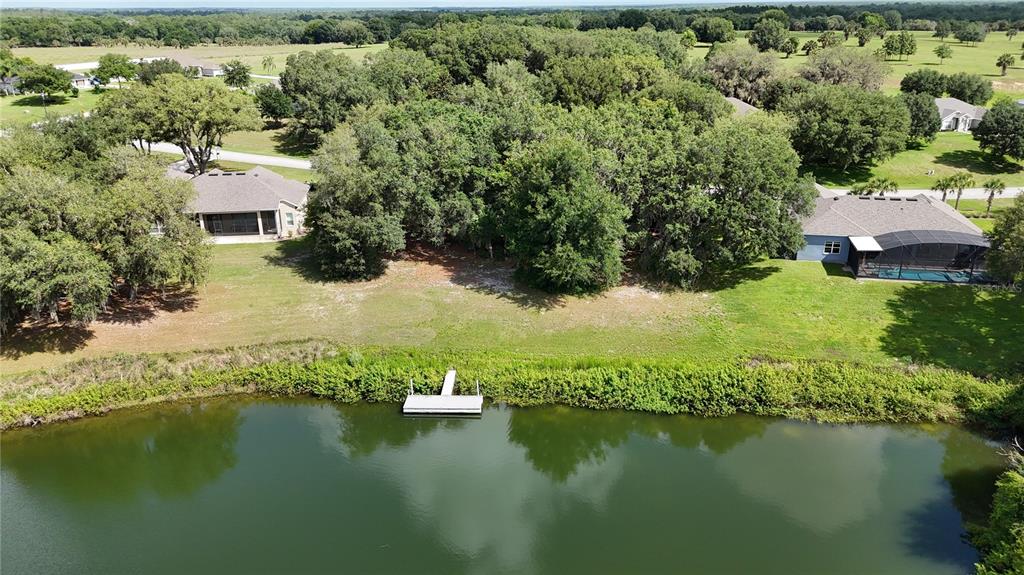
(3, 345, 1021, 432)
(975, 469, 1024, 575)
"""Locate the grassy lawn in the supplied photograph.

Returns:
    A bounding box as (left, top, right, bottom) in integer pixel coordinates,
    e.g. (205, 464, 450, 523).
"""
(12, 43, 387, 73)
(951, 197, 1015, 216)
(969, 217, 995, 232)
(212, 160, 317, 183)
(3, 241, 1020, 377)
(219, 124, 314, 158)
(812, 132, 1023, 188)
(0, 89, 102, 128)
(953, 197, 1013, 232)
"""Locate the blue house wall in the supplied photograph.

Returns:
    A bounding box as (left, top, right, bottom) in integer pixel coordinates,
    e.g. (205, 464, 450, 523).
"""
(796, 234, 848, 263)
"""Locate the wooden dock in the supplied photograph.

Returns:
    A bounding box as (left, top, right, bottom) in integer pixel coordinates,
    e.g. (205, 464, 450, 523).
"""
(403, 369, 483, 416)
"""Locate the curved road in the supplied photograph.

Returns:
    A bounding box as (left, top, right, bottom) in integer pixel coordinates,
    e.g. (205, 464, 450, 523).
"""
(150, 142, 312, 170)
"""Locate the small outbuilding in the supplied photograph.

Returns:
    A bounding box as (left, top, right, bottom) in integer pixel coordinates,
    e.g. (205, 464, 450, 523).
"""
(172, 166, 309, 243)
(935, 97, 987, 132)
(796, 193, 989, 283)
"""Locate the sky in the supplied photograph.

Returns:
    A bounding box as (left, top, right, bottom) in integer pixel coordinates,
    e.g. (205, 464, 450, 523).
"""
(3, 0, 774, 9)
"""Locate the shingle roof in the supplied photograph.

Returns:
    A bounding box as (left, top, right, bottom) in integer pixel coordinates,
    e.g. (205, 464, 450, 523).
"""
(725, 96, 759, 117)
(801, 194, 983, 237)
(177, 166, 309, 213)
(935, 97, 987, 120)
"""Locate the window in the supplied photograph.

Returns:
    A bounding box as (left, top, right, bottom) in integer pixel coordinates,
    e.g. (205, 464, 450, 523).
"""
(286, 212, 295, 226)
(824, 241, 842, 255)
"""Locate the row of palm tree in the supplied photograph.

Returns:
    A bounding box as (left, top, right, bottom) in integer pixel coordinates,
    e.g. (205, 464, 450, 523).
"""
(849, 173, 1006, 216)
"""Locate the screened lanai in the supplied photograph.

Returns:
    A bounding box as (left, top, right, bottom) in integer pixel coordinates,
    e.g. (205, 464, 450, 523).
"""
(848, 229, 989, 284)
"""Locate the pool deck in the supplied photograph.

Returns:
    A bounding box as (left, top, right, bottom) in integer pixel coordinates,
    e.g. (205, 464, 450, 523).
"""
(403, 370, 483, 416)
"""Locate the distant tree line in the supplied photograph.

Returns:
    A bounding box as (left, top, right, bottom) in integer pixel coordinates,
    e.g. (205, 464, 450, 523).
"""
(2, 4, 1023, 48)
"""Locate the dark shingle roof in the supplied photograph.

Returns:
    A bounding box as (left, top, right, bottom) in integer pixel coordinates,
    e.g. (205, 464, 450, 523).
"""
(935, 97, 987, 120)
(802, 194, 982, 237)
(176, 166, 309, 213)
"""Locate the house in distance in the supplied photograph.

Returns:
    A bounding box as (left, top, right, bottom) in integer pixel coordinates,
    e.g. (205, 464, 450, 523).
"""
(935, 97, 987, 132)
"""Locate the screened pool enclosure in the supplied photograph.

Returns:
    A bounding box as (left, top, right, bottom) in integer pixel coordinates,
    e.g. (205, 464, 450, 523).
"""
(848, 229, 989, 284)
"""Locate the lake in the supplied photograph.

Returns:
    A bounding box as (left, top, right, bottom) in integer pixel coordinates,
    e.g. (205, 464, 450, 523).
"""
(0, 398, 1006, 574)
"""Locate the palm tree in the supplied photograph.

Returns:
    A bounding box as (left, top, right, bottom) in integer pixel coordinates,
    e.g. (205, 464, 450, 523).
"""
(948, 172, 975, 210)
(261, 56, 275, 72)
(931, 177, 953, 202)
(982, 178, 1006, 216)
(997, 53, 1016, 76)
(851, 176, 899, 196)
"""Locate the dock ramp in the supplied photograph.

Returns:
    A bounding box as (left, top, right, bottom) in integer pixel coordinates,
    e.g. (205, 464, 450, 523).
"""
(403, 369, 483, 416)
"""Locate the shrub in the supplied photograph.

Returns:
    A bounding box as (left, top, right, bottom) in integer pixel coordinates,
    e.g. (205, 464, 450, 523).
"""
(2, 343, 1021, 433)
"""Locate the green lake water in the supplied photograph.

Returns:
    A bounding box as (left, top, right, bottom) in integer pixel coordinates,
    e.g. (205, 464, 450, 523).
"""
(0, 398, 1007, 574)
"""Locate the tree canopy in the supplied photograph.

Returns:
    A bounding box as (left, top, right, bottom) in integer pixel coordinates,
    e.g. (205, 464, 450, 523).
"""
(97, 75, 260, 173)
(986, 195, 1024, 285)
(780, 84, 910, 169)
(93, 53, 135, 86)
(0, 124, 209, 333)
(974, 101, 1024, 161)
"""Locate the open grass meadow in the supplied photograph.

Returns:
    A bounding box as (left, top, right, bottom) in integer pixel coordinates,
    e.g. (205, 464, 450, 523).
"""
(812, 132, 1024, 188)
(0, 89, 102, 127)
(3, 240, 1021, 379)
(218, 124, 315, 158)
(11, 42, 387, 73)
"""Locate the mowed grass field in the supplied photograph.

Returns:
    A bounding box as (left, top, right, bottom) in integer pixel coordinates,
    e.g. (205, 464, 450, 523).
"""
(0, 89, 102, 127)
(3, 240, 1020, 377)
(951, 197, 1015, 231)
(813, 132, 1024, 188)
(11, 42, 387, 73)
(219, 124, 314, 158)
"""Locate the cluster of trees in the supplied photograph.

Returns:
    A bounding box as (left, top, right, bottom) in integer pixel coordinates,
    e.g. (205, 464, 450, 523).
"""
(900, 68, 993, 104)
(95, 74, 260, 173)
(0, 48, 75, 100)
(270, 24, 699, 142)
(0, 122, 209, 333)
(273, 22, 817, 293)
(308, 94, 812, 293)
(703, 43, 932, 167)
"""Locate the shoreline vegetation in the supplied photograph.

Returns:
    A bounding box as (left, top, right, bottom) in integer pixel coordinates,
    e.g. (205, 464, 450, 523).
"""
(4, 340, 1021, 433)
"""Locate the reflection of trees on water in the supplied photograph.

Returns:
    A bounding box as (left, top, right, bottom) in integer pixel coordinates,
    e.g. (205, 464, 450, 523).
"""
(335, 403, 465, 457)
(939, 428, 1006, 526)
(507, 408, 634, 482)
(508, 407, 767, 482)
(1, 400, 242, 504)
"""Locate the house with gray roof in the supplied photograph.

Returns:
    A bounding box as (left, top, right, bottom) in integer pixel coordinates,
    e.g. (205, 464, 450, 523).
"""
(173, 166, 308, 243)
(796, 192, 989, 283)
(725, 96, 759, 117)
(70, 72, 94, 89)
(935, 97, 986, 132)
